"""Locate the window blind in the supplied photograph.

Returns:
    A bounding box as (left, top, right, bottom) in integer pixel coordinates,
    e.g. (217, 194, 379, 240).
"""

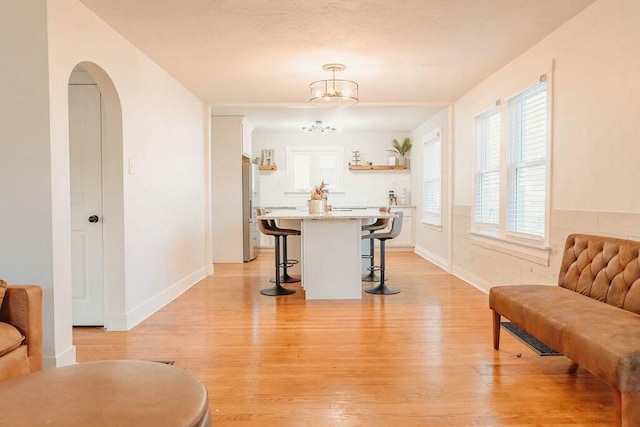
(422, 134, 441, 225)
(474, 107, 501, 226)
(507, 81, 547, 238)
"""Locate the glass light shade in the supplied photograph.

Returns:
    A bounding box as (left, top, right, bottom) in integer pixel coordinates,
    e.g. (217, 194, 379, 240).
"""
(309, 79, 359, 107)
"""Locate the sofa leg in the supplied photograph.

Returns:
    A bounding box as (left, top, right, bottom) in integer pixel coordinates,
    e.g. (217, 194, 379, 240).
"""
(615, 389, 640, 427)
(492, 311, 501, 350)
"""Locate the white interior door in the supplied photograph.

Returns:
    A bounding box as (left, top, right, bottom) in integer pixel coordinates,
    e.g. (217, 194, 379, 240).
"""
(69, 84, 105, 326)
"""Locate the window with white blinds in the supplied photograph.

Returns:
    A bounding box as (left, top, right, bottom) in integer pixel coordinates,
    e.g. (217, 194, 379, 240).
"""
(422, 133, 441, 226)
(507, 81, 548, 238)
(474, 107, 501, 228)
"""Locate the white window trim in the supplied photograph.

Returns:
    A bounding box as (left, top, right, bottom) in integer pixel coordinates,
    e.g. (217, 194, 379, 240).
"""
(469, 231, 550, 266)
(285, 146, 345, 194)
(421, 127, 442, 227)
(472, 105, 501, 232)
(506, 79, 548, 240)
(470, 70, 553, 265)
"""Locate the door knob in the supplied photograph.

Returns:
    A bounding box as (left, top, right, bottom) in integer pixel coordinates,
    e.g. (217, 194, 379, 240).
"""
(88, 215, 100, 223)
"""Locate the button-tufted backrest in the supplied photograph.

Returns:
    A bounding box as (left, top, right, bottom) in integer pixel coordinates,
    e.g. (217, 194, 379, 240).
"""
(559, 234, 640, 314)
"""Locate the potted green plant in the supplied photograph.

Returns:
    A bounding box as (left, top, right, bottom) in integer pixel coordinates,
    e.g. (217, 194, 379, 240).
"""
(388, 137, 412, 165)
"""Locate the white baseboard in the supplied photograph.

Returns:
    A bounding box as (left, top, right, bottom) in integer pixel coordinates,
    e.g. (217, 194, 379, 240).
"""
(106, 311, 128, 331)
(107, 267, 207, 331)
(452, 266, 493, 295)
(414, 245, 449, 271)
(44, 344, 77, 368)
(386, 245, 415, 252)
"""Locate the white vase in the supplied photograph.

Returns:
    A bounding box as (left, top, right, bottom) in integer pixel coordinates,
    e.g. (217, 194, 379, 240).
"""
(309, 199, 326, 213)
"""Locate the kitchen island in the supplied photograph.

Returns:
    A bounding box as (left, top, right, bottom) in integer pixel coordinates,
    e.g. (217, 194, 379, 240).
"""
(258, 209, 396, 299)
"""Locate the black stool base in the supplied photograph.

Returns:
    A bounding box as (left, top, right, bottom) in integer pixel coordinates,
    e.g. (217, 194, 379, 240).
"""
(362, 271, 381, 282)
(270, 273, 301, 284)
(365, 283, 400, 295)
(260, 285, 296, 296)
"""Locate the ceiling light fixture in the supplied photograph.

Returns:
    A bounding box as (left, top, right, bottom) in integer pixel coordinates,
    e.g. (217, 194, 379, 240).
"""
(302, 120, 336, 133)
(309, 64, 359, 107)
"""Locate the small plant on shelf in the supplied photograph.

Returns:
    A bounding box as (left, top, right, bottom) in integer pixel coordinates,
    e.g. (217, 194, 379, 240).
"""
(388, 137, 412, 164)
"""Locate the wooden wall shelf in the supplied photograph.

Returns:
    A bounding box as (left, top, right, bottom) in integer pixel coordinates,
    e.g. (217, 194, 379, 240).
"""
(258, 165, 277, 170)
(348, 164, 408, 171)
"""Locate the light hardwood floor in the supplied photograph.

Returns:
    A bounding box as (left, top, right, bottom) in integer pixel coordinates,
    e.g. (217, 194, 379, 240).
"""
(74, 252, 612, 426)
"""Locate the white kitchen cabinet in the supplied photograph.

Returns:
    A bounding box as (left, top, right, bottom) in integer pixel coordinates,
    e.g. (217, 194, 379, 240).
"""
(388, 206, 415, 248)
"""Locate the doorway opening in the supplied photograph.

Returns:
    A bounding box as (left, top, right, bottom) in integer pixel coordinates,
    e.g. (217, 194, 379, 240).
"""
(68, 62, 124, 329)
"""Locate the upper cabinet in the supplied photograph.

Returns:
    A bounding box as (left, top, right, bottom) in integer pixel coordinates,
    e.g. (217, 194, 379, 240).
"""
(242, 117, 253, 158)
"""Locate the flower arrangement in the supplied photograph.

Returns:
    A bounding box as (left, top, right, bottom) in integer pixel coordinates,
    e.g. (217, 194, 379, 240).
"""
(310, 181, 329, 200)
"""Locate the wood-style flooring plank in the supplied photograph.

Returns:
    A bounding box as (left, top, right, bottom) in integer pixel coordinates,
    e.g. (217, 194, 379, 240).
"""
(74, 252, 613, 426)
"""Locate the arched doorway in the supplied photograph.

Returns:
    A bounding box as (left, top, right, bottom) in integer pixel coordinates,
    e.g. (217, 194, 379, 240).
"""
(68, 62, 125, 330)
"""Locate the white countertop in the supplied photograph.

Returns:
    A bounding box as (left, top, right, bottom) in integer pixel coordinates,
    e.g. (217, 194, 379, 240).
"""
(259, 208, 396, 220)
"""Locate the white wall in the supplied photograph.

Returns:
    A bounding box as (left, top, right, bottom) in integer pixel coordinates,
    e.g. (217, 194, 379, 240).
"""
(0, 0, 207, 366)
(47, 0, 207, 334)
(411, 107, 452, 269)
(0, 0, 57, 363)
(253, 131, 413, 208)
(452, 0, 640, 292)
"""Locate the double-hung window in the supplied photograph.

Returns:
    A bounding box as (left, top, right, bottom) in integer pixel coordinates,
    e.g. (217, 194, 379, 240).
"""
(474, 107, 501, 230)
(472, 75, 551, 258)
(507, 80, 548, 239)
(422, 130, 442, 226)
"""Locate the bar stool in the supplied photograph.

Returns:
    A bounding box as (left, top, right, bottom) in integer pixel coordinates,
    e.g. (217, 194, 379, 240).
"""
(361, 211, 403, 295)
(269, 224, 301, 285)
(258, 208, 301, 284)
(361, 207, 391, 282)
(256, 209, 298, 296)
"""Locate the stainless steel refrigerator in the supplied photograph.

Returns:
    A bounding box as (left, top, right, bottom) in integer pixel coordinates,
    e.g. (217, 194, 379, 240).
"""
(242, 162, 259, 262)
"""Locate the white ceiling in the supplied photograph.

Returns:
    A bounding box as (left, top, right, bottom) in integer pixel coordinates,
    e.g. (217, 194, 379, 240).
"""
(79, 0, 595, 132)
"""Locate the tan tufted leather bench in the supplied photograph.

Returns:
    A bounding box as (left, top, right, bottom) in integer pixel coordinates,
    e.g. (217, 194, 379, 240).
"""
(490, 234, 640, 427)
(0, 359, 211, 426)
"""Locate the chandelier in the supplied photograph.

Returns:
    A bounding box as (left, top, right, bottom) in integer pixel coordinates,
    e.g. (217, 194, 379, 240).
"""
(302, 120, 336, 133)
(309, 64, 359, 107)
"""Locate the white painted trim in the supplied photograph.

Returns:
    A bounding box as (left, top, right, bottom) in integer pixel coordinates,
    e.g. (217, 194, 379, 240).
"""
(421, 222, 443, 232)
(414, 245, 449, 272)
(447, 105, 455, 272)
(45, 344, 77, 368)
(452, 266, 493, 295)
(387, 245, 415, 252)
(204, 107, 214, 278)
(106, 312, 127, 331)
(108, 267, 207, 331)
(470, 232, 550, 266)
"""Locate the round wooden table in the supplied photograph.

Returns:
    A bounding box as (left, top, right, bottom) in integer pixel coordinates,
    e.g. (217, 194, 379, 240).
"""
(0, 360, 211, 426)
